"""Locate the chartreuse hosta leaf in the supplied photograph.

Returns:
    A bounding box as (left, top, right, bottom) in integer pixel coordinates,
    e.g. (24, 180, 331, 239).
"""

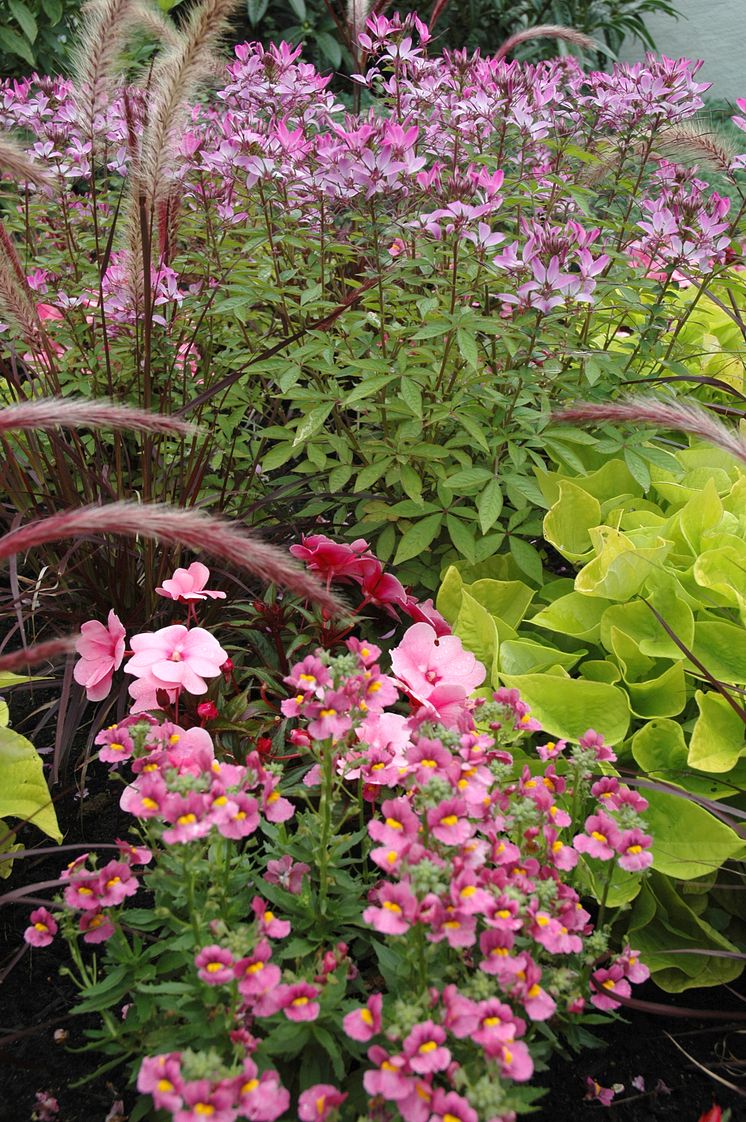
(0, 725, 61, 845)
(687, 690, 746, 773)
(498, 672, 630, 745)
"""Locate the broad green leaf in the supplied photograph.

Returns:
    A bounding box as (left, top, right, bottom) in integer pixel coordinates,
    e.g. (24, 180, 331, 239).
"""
(631, 717, 746, 799)
(345, 374, 394, 405)
(399, 379, 422, 417)
(354, 458, 393, 492)
(628, 876, 743, 991)
(393, 513, 443, 565)
(575, 526, 671, 600)
(578, 659, 621, 684)
(445, 467, 492, 491)
(531, 592, 610, 643)
(456, 328, 478, 368)
(292, 402, 334, 446)
(454, 590, 498, 681)
(0, 672, 37, 690)
(287, 0, 306, 18)
(436, 566, 463, 624)
(543, 479, 601, 561)
(599, 591, 694, 659)
(447, 514, 476, 563)
(643, 788, 746, 879)
(509, 538, 543, 585)
(399, 464, 423, 504)
(688, 689, 746, 773)
(261, 442, 295, 471)
(467, 578, 534, 628)
(498, 639, 584, 676)
(316, 31, 342, 68)
(694, 542, 746, 616)
(247, 0, 270, 25)
(678, 477, 724, 554)
(0, 727, 61, 844)
(626, 661, 687, 719)
(9, 0, 37, 42)
(498, 673, 630, 744)
(477, 478, 503, 535)
(0, 26, 34, 67)
(581, 856, 641, 909)
(689, 620, 746, 684)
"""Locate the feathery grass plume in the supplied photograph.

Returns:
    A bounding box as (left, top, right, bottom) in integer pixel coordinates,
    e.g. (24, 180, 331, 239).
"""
(0, 398, 197, 438)
(73, 0, 138, 135)
(0, 135, 53, 191)
(0, 224, 43, 347)
(135, 0, 239, 208)
(0, 637, 77, 672)
(494, 25, 598, 62)
(131, 1, 184, 50)
(653, 122, 737, 173)
(0, 503, 346, 615)
(553, 396, 746, 466)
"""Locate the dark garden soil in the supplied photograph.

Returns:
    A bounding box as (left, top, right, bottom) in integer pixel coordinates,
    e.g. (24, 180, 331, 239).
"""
(0, 710, 744, 1122)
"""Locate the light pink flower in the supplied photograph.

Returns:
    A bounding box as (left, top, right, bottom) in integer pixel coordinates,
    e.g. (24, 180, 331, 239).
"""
(24, 907, 58, 947)
(390, 623, 485, 721)
(73, 610, 126, 701)
(195, 944, 234, 985)
(125, 625, 228, 702)
(155, 562, 226, 602)
(298, 1084, 348, 1121)
(278, 981, 320, 1021)
(343, 993, 383, 1041)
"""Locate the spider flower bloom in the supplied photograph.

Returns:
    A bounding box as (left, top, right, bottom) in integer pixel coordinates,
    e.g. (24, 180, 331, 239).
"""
(155, 562, 226, 602)
(24, 907, 58, 947)
(73, 610, 126, 701)
(125, 625, 227, 700)
(298, 1084, 348, 1121)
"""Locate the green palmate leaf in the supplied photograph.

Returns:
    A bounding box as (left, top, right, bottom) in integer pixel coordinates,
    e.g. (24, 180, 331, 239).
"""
(445, 467, 493, 491)
(261, 443, 295, 471)
(628, 875, 744, 991)
(477, 478, 503, 535)
(446, 513, 476, 563)
(643, 788, 746, 879)
(399, 378, 422, 417)
(393, 513, 443, 565)
(531, 592, 610, 643)
(543, 480, 601, 561)
(498, 672, 630, 744)
(0, 726, 61, 843)
(687, 689, 746, 773)
(354, 458, 393, 492)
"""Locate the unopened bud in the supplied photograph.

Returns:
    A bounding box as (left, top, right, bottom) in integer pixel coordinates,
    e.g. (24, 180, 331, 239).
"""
(197, 701, 219, 721)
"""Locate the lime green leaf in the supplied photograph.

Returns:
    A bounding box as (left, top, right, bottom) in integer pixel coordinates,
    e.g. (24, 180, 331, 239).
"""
(689, 621, 746, 684)
(531, 592, 610, 643)
(0, 727, 61, 844)
(498, 673, 630, 744)
(393, 513, 443, 565)
(575, 526, 670, 600)
(498, 639, 584, 676)
(454, 590, 498, 681)
(292, 403, 334, 446)
(467, 578, 534, 628)
(626, 661, 687, 719)
(688, 689, 746, 773)
(436, 566, 463, 624)
(543, 479, 601, 561)
(643, 789, 746, 879)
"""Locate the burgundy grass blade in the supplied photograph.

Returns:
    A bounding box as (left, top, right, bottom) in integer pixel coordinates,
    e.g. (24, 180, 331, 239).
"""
(0, 502, 345, 615)
(0, 637, 76, 672)
(0, 398, 196, 438)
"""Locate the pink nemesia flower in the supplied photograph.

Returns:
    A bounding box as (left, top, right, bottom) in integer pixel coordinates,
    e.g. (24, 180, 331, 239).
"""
(264, 854, 310, 894)
(175, 1078, 235, 1122)
(590, 964, 631, 1011)
(156, 562, 226, 602)
(343, 993, 383, 1041)
(195, 944, 234, 985)
(79, 910, 116, 943)
(429, 1089, 478, 1122)
(573, 813, 622, 861)
(278, 981, 320, 1021)
(137, 1053, 183, 1111)
(616, 828, 653, 871)
(298, 1084, 348, 1121)
(251, 895, 291, 938)
(235, 1061, 289, 1120)
(74, 610, 126, 701)
(363, 881, 418, 935)
(403, 1020, 450, 1074)
(24, 907, 58, 947)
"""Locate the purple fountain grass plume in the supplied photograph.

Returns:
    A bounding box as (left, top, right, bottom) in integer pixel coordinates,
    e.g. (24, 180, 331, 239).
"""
(553, 396, 746, 466)
(0, 503, 346, 615)
(131, 1, 184, 50)
(73, 0, 140, 135)
(0, 398, 197, 438)
(0, 638, 77, 672)
(0, 223, 44, 348)
(135, 0, 239, 208)
(0, 135, 53, 190)
(494, 25, 598, 62)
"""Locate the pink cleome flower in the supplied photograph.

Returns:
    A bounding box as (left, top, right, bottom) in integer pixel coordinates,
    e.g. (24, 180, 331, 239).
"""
(73, 610, 126, 701)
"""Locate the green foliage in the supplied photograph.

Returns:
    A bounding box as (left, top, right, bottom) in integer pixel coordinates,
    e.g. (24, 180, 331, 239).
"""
(0, 0, 77, 76)
(0, 674, 61, 858)
(436, 438, 746, 988)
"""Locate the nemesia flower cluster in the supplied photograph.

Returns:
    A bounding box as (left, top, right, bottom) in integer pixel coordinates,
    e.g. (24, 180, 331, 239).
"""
(29, 555, 655, 1122)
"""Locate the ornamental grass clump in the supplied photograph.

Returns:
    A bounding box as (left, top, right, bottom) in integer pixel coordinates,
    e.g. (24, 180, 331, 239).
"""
(13, 562, 655, 1120)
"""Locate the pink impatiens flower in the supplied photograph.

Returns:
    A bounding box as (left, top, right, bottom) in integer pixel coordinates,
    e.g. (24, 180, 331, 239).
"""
(155, 562, 226, 602)
(124, 625, 227, 709)
(391, 623, 485, 724)
(73, 610, 126, 701)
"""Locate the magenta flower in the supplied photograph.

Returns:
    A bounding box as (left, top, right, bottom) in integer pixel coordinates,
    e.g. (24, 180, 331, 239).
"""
(343, 993, 383, 1041)
(290, 534, 371, 582)
(155, 562, 226, 602)
(429, 1089, 478, 1122)
(235, 1063, 289, 1120)
(585, 1077, 622, 1106)
(278, 981, 320, 1021)
(497, 1038, 534, 1082)
(251, 896, 291, 938)
(73, 610, 126, 701)
(298, 1084, 348, 1121)
(234, 939, 281, 1000)
(617, 828, 653, 871)
(95, 861, 139, 906)
(175, 1079, 235, 1122)
(402, 1020, 451, 1074)
(125, 625, 228, 702)
(264, 855, 310, 895)
(24, 907, 58, 947)
(590, 965, 631, 1011)
(195, 944, 234, 985)
(573, 813, 622, 861)
(427, 798, 474, 846)
(363, 881, 418, 935)
(137, 1054, 184, 1112)
(79, 910, 116, 943)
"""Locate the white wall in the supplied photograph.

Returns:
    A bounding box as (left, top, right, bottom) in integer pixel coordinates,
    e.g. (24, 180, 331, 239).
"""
(621, 0, 746, 102)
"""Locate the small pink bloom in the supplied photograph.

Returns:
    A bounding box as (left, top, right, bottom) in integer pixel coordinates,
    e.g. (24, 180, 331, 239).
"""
(573, 813, 622, 861)
(235, 1063, 289, 1120)
(264, 855, 309, 894)
(251, 896, 291, 938)
(298, 1084, 348, 1121)
(74, 610, 126, 701)
(590, 965, 631, 1011)
(138, 1053, 183, 1111)
(96, 861, 139, 906)
(24, 907, 58, 947)
(585, 1077, 622, 1106)
(79, 909, 116, 943)
(155, 562, 226, 602)
(429, 1089, 478, 1122)
(343, 993, 383, 1041)
(403, 1020, 450, 1075)
(391, 623, 485, 710)
(195, 944, 234, 984)
(278, 981, 320, 1021)
(175, 1079, 235, 1122)
(617, 828, 653, 871)
(363, 881, 418, 935)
